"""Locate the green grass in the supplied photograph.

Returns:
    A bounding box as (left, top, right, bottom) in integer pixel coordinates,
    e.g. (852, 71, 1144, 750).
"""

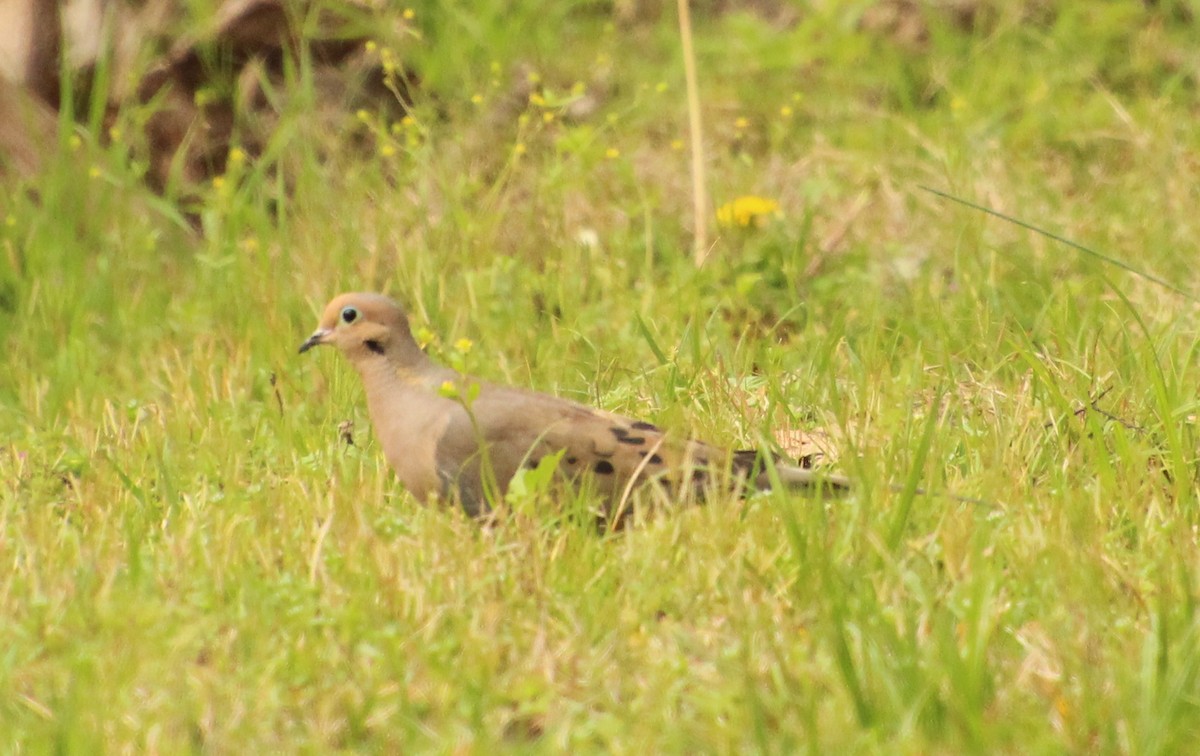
(4, 0, 1200, 750)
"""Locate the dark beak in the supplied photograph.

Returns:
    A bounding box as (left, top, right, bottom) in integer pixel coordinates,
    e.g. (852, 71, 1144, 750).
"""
(298, 329, 330, 354)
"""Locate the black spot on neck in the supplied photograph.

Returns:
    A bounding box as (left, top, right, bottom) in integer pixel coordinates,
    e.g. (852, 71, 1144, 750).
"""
(364, 339, 384, 355)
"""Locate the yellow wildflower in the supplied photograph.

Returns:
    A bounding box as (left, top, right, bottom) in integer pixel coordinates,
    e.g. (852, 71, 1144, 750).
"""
(402, 8, 415, 20)
(415, 327, 436, 348)
(716, 196, 781, 228)
(605, 147, 620, 159)
(454, 338, 474, 354)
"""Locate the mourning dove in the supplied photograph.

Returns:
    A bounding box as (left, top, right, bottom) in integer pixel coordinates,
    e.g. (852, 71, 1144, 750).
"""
(300, 292, 849, 517)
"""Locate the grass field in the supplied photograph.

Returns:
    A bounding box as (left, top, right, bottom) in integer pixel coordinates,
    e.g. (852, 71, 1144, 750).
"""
(4, 1, 1200, 751)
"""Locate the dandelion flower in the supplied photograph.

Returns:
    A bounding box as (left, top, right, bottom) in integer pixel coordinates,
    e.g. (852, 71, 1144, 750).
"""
(716, 196, 781, 228)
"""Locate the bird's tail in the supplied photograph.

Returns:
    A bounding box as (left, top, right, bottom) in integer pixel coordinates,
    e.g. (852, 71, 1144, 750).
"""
(754, 462, 852, 494)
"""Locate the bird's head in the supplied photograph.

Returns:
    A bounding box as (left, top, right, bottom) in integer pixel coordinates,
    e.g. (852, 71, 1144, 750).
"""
(299, 292, 417, 362)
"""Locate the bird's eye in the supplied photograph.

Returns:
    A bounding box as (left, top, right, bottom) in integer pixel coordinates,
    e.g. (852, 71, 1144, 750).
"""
(340, 306, 359, 324)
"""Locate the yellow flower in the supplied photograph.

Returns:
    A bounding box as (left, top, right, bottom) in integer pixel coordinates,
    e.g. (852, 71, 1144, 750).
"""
(542, 111, 555, 123)
(605, 147, 620, 159)
(670, 139, 684, 151)
(734, 116, 749, 129)
(716, 196, 780, 228)
(655, 81, 668, 93)
(365, 40, 377, 53)
(779, 105, 793, 118)
(514, 142, 527, 156)
(415, 327, 436, 348)
(454, 338, 474, 353)
(379, 143, 396, 157)
(228, 147, 246, 165)
(529, 93, 545, 107)
(402, 8, 415, 20)
(471, 93, 484, 105)
(438, 381, 459, 399)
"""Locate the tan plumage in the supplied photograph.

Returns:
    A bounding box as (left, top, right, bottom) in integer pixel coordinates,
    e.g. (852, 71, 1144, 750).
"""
(300, 292, 849, 516)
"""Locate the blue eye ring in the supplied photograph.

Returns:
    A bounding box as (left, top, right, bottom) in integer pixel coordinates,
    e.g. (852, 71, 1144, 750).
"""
(340, 306, 359, 324)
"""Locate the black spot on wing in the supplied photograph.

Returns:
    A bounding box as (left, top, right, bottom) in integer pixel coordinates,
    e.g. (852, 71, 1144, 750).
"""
(631, 421, 659, 432)
(594, 460, 615, 475)
(618, 436, 645, 445)
(639, 451, 664, 465)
